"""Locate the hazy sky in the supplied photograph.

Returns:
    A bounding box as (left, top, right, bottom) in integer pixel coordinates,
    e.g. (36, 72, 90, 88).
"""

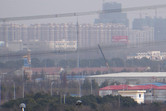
(0, 0, 166, 24)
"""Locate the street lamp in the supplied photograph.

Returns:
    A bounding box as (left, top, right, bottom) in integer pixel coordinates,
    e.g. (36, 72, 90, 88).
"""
(76, 100, 82, 106)
(19, 103, 26, 111)
(51, 81, 54, 96)
(13, 81, 16, 99)
(75, 100, 82, 111)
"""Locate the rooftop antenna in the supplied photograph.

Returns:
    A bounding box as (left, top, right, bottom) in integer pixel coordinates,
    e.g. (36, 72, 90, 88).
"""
(155, 8, 158, 18)
(139, 10, 142, 19)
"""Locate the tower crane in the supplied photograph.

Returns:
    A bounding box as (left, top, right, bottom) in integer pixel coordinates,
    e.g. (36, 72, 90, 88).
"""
(98, 44, 109, 68)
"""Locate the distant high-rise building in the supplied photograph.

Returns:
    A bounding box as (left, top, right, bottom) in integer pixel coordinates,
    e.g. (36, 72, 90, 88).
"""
(0, 23, 154, 52)
(0, 24, 23, 42)
(94, 2, 129, 26)
(132, 16, 166, 41)
(129, 26, 154, 46)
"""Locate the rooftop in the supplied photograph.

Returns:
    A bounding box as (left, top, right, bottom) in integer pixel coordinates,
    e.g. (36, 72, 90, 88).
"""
(100, 83, 166, 91)
(89, 72, 166, 78)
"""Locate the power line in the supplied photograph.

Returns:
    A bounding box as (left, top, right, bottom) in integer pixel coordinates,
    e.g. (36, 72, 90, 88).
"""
(0, 4, 166, 22)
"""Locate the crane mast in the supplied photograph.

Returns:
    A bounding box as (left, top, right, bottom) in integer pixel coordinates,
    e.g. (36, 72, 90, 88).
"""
(98, 44, 109, 68)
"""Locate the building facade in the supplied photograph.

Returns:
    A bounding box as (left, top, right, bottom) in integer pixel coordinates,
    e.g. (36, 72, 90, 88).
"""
(118, 90, 146, 104)
(0, 23, 154, 52)
(132, 16, 166, 41)
(99, 84, 166, 103)
(129, 26, 154, 46)
(94, 2, 129, 26)
(127, 51, 166, 61)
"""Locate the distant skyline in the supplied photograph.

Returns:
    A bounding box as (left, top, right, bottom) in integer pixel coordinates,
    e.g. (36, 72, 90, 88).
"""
(0, 0, 166, 25)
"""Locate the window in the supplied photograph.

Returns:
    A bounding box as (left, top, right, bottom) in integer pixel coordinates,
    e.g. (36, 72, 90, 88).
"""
(139, 94, 141, 98)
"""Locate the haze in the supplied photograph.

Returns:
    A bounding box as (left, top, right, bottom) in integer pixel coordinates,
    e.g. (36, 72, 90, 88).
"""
(1, 0, 166, 24)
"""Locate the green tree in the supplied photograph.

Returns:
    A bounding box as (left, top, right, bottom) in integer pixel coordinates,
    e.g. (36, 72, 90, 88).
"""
(31, 58, 42, 67)
(110, 58, 124, 67)
(82, 79, 91, 90)
(92, 80, 98, 89)
(100, 80, 109, 88)
(5, 61, 17, 69)
(42, 59, 55, 67)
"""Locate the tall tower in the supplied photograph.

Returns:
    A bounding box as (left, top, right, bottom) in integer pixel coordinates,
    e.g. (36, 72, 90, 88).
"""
(95, 2, 129, 26)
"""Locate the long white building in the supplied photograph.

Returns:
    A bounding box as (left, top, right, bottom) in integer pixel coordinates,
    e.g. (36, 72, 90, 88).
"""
(88, 72, 166, 85)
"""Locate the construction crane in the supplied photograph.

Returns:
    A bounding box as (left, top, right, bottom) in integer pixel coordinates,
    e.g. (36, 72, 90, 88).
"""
(98, 44, 109, 68)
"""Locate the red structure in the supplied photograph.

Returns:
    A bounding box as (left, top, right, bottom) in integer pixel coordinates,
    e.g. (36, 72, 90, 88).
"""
(100, 84, 166, 91)
(112, 36, 128, 43)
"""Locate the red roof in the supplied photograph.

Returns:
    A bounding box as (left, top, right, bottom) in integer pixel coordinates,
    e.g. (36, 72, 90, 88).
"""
(155, 85, 166, 90)
(68, 67, 147, 74)
(69, 67, 109, 74)
(100, 85, 130, 90)
(128, 85, 157, 90)
(32, 67, 62, 75)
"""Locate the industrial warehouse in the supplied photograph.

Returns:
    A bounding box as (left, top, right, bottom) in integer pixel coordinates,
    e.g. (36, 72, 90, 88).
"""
(87, 72, 166, 104)
(99, 83, 166, 103)
(88, 72, 166, 85)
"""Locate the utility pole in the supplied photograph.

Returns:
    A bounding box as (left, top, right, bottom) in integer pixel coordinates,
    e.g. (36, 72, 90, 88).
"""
(63, 94, 66, 104)
(13, 82, 16, 99)
(79, 80, 82, 97)
(0, 78, 1, 105)
(22, 68, 25, 98)
(91, 79, 93, 94)
(23, 82, 24, 98)
(76, 18, 80, 68)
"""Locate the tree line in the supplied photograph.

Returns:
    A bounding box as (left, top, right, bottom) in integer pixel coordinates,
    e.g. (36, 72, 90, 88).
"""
(0, 72, 122, 104)
(1, 93, 165, 111)
(1, 57, 166, 71)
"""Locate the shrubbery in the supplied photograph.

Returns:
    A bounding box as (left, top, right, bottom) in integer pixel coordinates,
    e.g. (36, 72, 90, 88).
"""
(1, 93, 138, 111)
